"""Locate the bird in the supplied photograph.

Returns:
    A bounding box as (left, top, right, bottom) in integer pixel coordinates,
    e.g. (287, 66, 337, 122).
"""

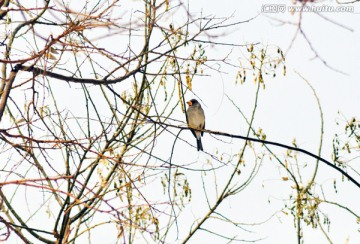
(186, 99, 205, 151)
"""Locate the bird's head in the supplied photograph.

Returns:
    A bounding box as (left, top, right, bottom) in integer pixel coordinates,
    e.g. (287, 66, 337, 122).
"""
(187, 99, 199, 107)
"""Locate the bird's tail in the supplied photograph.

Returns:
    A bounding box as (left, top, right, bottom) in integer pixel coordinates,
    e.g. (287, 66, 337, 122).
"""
(197, 138, 203, 151)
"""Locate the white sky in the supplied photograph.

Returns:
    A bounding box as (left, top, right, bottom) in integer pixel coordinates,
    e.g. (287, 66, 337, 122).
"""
(171, 0, 360, 243)
(3, 0, 360, 243)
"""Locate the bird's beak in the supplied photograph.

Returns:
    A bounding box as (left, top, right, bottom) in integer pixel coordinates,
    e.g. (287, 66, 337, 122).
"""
(187, 101, 192, 106)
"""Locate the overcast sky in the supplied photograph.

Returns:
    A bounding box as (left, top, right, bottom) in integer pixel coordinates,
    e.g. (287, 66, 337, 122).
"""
(3, 1, 359, 243)
(169, 0, 360, 243)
